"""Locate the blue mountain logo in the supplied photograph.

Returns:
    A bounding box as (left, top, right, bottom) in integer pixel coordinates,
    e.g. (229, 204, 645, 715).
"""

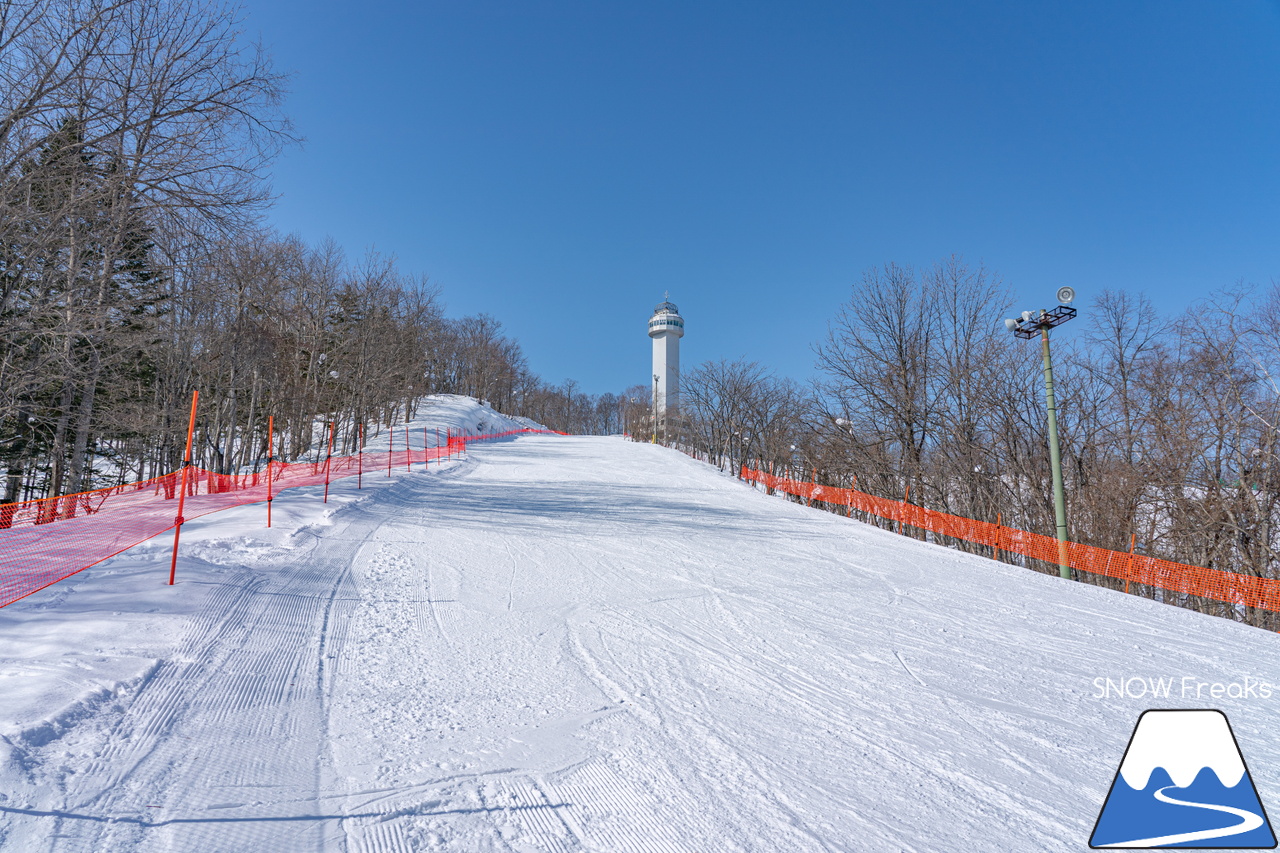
(1091, 709, 1276, 848)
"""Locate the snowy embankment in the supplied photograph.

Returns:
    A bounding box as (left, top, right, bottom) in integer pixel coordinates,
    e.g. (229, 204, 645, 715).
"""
(1, 395, 1278, 852)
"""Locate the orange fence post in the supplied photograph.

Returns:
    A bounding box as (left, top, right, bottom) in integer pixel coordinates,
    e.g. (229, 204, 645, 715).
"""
(323, 421, 335, 503)
(405, 425, 412, 472)
(900, 485, 909, 536)
(167, 389, 199, 585)
(994, 512, 1003, 562)
(358, 422, 364, 489)
(267, 415, 274, 528)
(423, 427, 429, 469)
(387, 426, 394, 477)
(1126, 533, 1136, 595)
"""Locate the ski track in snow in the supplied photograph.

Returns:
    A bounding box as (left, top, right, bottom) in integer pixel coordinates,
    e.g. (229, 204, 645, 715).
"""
(3, 408, 1280, 851)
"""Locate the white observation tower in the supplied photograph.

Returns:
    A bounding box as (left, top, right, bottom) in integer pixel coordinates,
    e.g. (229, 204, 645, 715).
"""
(648, 294, 684, 442)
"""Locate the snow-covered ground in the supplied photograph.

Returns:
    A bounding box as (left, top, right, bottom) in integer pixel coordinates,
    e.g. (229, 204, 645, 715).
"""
(1, 397, 1278, 852)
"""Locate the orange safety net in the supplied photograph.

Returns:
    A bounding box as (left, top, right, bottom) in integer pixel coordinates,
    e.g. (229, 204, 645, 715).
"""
(0, 427, 560, 608)
(741, 465, 1280, 615)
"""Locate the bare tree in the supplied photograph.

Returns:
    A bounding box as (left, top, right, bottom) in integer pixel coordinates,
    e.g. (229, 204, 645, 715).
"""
(0, 0, 293, 499)
(815, 263, 939, 495)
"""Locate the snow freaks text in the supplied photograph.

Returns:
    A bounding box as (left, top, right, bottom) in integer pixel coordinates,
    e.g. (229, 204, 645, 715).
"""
(1092, 676, 1273, 701)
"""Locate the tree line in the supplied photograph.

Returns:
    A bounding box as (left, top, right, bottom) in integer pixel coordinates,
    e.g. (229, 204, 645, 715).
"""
(0, 0, 630, 509)
(677, 257, 1280, 630)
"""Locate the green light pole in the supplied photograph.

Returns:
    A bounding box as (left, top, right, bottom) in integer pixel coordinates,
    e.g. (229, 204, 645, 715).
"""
(651, 373, 659, 444)
(1007, 288, 1078, 580)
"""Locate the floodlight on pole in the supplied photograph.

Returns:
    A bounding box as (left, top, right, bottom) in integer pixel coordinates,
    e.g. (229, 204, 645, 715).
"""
(1005, 291, 1078, 580)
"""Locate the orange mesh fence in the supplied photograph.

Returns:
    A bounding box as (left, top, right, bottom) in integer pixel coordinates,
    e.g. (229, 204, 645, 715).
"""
(0, 427, 560, 608)
(741, 465, 1280, 615)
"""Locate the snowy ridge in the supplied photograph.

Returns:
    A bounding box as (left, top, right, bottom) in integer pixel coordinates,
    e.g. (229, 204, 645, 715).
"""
(354, 394, 545, 453)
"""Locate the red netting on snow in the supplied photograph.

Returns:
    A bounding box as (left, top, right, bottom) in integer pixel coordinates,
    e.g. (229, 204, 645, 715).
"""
(741, 465, 1280, 615)
(0, 427, 560, 608)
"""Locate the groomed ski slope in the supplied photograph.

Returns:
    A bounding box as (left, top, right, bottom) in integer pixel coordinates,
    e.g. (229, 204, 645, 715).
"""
(2, 397, 1279, 852)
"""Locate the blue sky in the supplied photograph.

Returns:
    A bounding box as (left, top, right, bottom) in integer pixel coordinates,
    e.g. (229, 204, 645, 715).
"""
(245, 1, 1280, 395)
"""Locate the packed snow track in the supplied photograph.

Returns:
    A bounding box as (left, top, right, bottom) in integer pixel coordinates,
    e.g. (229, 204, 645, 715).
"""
(2, 424, 1279, 851)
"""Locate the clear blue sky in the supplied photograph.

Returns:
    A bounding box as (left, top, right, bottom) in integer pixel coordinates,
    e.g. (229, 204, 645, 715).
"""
(245, 0, 1280, 396)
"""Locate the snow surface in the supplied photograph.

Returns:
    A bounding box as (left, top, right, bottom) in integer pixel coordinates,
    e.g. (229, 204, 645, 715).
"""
(1, 396, 1279, 852)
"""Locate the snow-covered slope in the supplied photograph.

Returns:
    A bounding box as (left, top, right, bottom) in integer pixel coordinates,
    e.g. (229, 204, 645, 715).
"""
(1, 402, 1278, 851)
(354, 393, 547, 452)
